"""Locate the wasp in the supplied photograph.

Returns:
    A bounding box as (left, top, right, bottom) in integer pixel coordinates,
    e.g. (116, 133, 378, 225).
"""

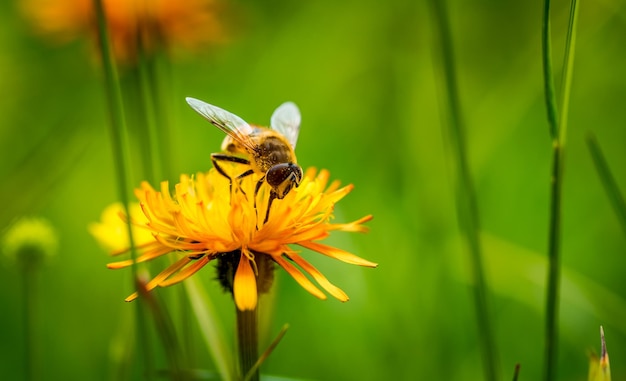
(186, 97, 303, 223)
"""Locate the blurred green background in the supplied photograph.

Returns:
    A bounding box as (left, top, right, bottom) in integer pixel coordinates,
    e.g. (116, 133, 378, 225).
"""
(1, 0, 625, 380)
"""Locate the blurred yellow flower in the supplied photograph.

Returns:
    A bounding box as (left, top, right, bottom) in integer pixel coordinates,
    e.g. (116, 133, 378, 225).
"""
(2, 217, 58, 267)
(89, 202, 153, 254)
(21, 0, 228, 63)
(108, 167, 377, 311)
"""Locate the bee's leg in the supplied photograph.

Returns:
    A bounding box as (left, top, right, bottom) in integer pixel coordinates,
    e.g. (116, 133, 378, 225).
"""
(251, 177, 268, 229)
(211, 153, 251, 196)
(235, 169, 255, 197)
(253, 177, 265, 208)
(263, 191, 278, 225)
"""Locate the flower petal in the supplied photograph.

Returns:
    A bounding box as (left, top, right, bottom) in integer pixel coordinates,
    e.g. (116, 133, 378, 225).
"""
(287, 252, 349, 302)
(274, 255, 327, 300)
(159, 255, 211, 287)
(298, 241, 378, 267)
(328, 215, 373, 233)
(233, 252, 257, 311)
(107, 243, 173, 269)
(125, 256, 192, 301)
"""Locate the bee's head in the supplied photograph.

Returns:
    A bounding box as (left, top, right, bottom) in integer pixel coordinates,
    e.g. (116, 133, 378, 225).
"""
(266, 163, 303, 199)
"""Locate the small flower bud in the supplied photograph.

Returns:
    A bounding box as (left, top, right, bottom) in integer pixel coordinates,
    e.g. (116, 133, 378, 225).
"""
(2, 217, 58, 269)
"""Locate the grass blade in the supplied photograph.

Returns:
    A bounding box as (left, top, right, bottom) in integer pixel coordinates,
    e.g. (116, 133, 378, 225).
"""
(184, 277, 235, 381)
(427, 1, 498, 380)
(586, 134, 626, 238)
(542, 0, 559, 140)
(244, 324, 289, 381)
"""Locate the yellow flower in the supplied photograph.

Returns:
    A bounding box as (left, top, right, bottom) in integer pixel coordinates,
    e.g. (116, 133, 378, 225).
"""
(89, 202, 153, 254)
(21, 0, 228, 63)
(108, 167, 376, 311)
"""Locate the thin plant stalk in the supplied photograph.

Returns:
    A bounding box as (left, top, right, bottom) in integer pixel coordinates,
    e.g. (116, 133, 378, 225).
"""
(428, 1, 498, 380)
(237, 308, 259, 381)
(541, 0, 560, 378)
(541, 0, 580, 380)
(91, 0, 153, 378)
(544, 144, 563, 381)
(135, 33, 164, 184)
(136, 280, 185, 380)
(22, 264, 37, 381)
(133, 36, 195, 367)
(586, 134, 626, 237)
(132, 13, 198, 372)
(146, 55, 174, 180)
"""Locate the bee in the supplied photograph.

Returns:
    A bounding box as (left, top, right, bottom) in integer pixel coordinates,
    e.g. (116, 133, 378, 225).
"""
(186, 97, 303, 223)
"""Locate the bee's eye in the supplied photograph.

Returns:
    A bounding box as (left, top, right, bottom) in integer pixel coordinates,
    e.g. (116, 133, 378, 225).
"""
(267, 163, 302, 198)
(266, 164, 293, 187)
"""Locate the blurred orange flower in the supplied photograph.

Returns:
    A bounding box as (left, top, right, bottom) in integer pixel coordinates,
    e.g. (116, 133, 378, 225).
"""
(21, 0, 228, 62)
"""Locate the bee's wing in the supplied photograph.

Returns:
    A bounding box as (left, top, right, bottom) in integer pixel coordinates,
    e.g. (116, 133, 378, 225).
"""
(270, 102, 301, 149)
(186, 97, 257, 152)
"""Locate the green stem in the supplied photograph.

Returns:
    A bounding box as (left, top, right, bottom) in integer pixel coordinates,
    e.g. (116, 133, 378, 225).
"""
(134, 42, 193, 373)
(138, 284, 185, 380)
(544, 143, 563, 381)
(237, 308, 259, 381)
(428, 1, 498, 380)
(92, 0, 153, 378)
(178, 286, 194, 370)
(542, 0, 579, 380)
(135, 36, 163, 184)
(145, 52, 173, 180)
(22, 265, 37, 381)
(542, 0, 559, 140)
(541, 2, 560, 379)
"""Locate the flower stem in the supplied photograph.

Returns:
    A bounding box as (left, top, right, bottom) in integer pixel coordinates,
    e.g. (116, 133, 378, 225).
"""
(237, 308, 259, 381)
(22, 264, 37, 381)
(92, 0, 153, 378)
(218, 252, 274, 380)
(541, 2, 560, 379)
(544, 143, 563, 381)
(542, 0, 579, 380)
(146, 55, 174, 180)
(135, 30, 163, 184)
(428, 1, 498, 380)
